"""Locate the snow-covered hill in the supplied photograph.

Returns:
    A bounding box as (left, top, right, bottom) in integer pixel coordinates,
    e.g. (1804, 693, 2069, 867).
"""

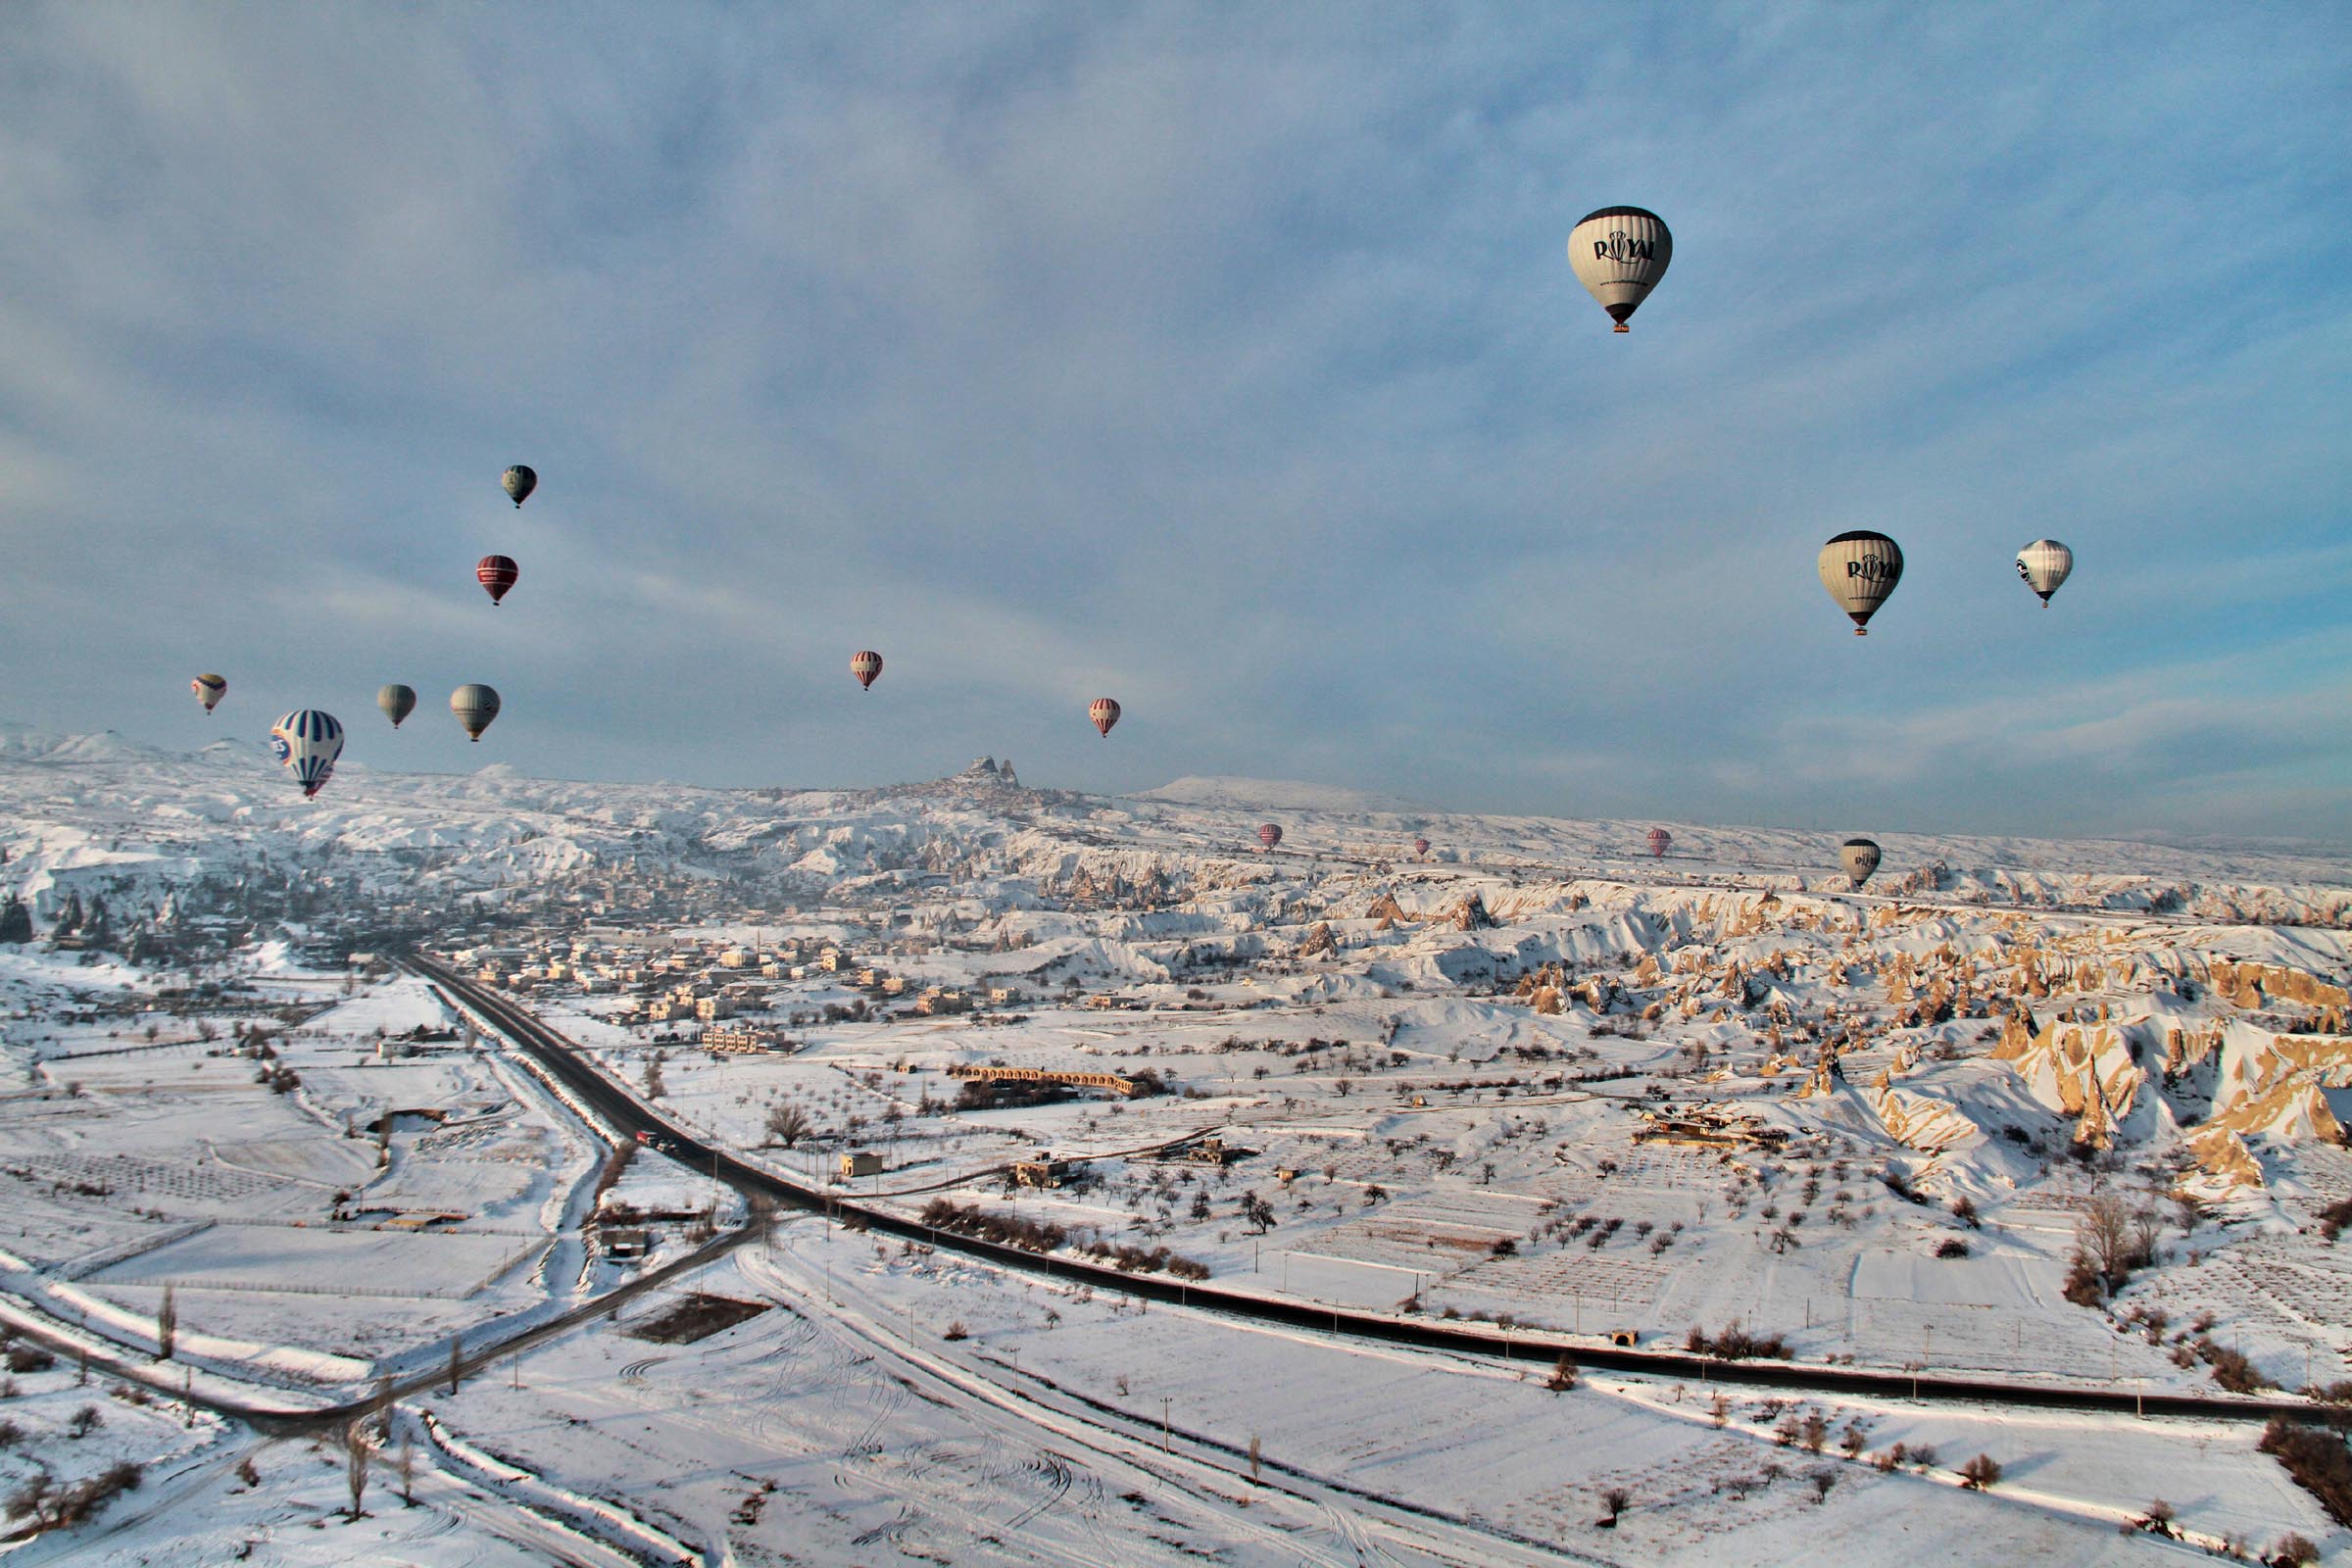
(1, 722, 2346, 925)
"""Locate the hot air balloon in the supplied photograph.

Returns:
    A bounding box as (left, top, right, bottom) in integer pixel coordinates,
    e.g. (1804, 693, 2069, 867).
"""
(277, 710, 344, 799)
(1568, 206, 1672, 333)
(1089, 698, 1121, 738)
(1646, 827, 1671, 858)
(268, 710, 298, 765)
(378, 684, 416, 729)
(502, 466, 536, 508)
(476, 555, 518, 606)
(1257, 823, 1283, 852)
(1413, 837, 1431, 859)
(450, 684, 501, 742)
(851, 651, 883, 691)
(1839, 837, 1882, 889)
(191, 673, 226, 714)
(1817, 531, 1904, 635)
(2015, 539, 2073, 607)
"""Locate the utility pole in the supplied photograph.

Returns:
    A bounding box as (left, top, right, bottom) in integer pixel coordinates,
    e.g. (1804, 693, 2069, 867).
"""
(1160, 1396, 1171, 1453)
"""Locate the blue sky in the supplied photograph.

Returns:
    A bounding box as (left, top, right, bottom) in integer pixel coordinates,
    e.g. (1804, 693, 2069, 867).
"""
(2, 4, 2347, 842)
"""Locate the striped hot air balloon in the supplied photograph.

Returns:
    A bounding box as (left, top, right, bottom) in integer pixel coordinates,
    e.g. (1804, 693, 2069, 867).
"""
(1413, 837, 1431, 859)
(1089, 698, 1121, 738)
(1646, 827, 1671, 858)
(1839, 837, 1882, 889)
(1817, 532, 1903, 635)
(851, 651, 883, 691)
(1568, 206, 1672, 333)
(450, 684, 501, 742)
(1257, 823, 1283, 852)
(277, 710, 344, 799)
(191, 673, 226, 714)
(476, 555, 519, 606)
(2015, 539, 2074, 607)
(377, 684, 416, 728)
(502, 466, 536, 508)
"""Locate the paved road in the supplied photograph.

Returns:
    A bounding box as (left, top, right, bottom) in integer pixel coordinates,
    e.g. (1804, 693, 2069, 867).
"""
(0, 1200, 760, 1440)
(411, 955, 2334, 1428)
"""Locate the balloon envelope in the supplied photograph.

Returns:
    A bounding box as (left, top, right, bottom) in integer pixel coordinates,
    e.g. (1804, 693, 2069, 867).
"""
(1567, 206, 1671, 332)
(1257, 823, 1283, 851)
(1817, 532, 1904, 634)
(377, 684, 416, 728)
(1646, 827, 1671, 858)
(2016, 539, 2074, 606)
(1839, 837, 1883, 889)
(1413, 837, 1431, 858)
(476, 555, 519, 606)
(268, 710, 298, 765)
(502, 466, 536, 507)
(278, 710, 344, 798)
(450, 684, 501, 742)
(851, 651, 883, 690)
(192, 673, 226, 713)
(1089, 698, 1121, 737)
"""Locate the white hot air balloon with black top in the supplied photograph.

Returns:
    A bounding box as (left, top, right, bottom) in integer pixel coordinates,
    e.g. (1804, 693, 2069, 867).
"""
(1817, 531, 1904, 636)
(1568, 206, 1672, 333)
(1839, 837, 1882, 889)
(2015, 539, 2073, 607)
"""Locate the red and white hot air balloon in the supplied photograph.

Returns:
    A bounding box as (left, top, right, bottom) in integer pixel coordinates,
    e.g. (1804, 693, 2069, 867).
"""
(1257, 823, 1283, 852)
(1646, 827, 1672, 858)
(476, 555, 519, 606)
(851, 651, 883, 691)
(1413, 836, 1431, 859)
(1089, 698, 1121, 738)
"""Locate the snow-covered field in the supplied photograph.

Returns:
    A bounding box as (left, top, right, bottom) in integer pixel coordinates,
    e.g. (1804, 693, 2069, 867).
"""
(0, 728, 2347, 1561)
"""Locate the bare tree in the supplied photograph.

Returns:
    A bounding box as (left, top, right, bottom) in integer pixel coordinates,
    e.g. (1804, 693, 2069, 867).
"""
(398, 1437, 416, 1506)
(342, 1421, 372, 1519)
(2076, 1195, 2137, 1298)
(1958, 1453, 2001, 1491)
(156, 1284, 176, 1361)
(1599, 1486, 1631, 1527)
(763, 1102, 813, 1148)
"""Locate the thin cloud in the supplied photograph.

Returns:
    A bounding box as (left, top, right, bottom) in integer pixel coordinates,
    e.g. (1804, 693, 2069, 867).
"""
(0, 4, 2345, 835)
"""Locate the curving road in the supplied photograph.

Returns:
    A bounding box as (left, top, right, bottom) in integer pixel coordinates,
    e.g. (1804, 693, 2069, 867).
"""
(409, 954, 2334, 1429)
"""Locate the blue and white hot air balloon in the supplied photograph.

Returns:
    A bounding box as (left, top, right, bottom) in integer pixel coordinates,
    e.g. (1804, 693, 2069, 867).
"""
(276, 710, 345, 799)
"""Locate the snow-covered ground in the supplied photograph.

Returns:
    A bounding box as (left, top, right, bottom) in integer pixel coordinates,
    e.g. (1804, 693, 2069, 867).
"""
(0, 729, 2347, 1561)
